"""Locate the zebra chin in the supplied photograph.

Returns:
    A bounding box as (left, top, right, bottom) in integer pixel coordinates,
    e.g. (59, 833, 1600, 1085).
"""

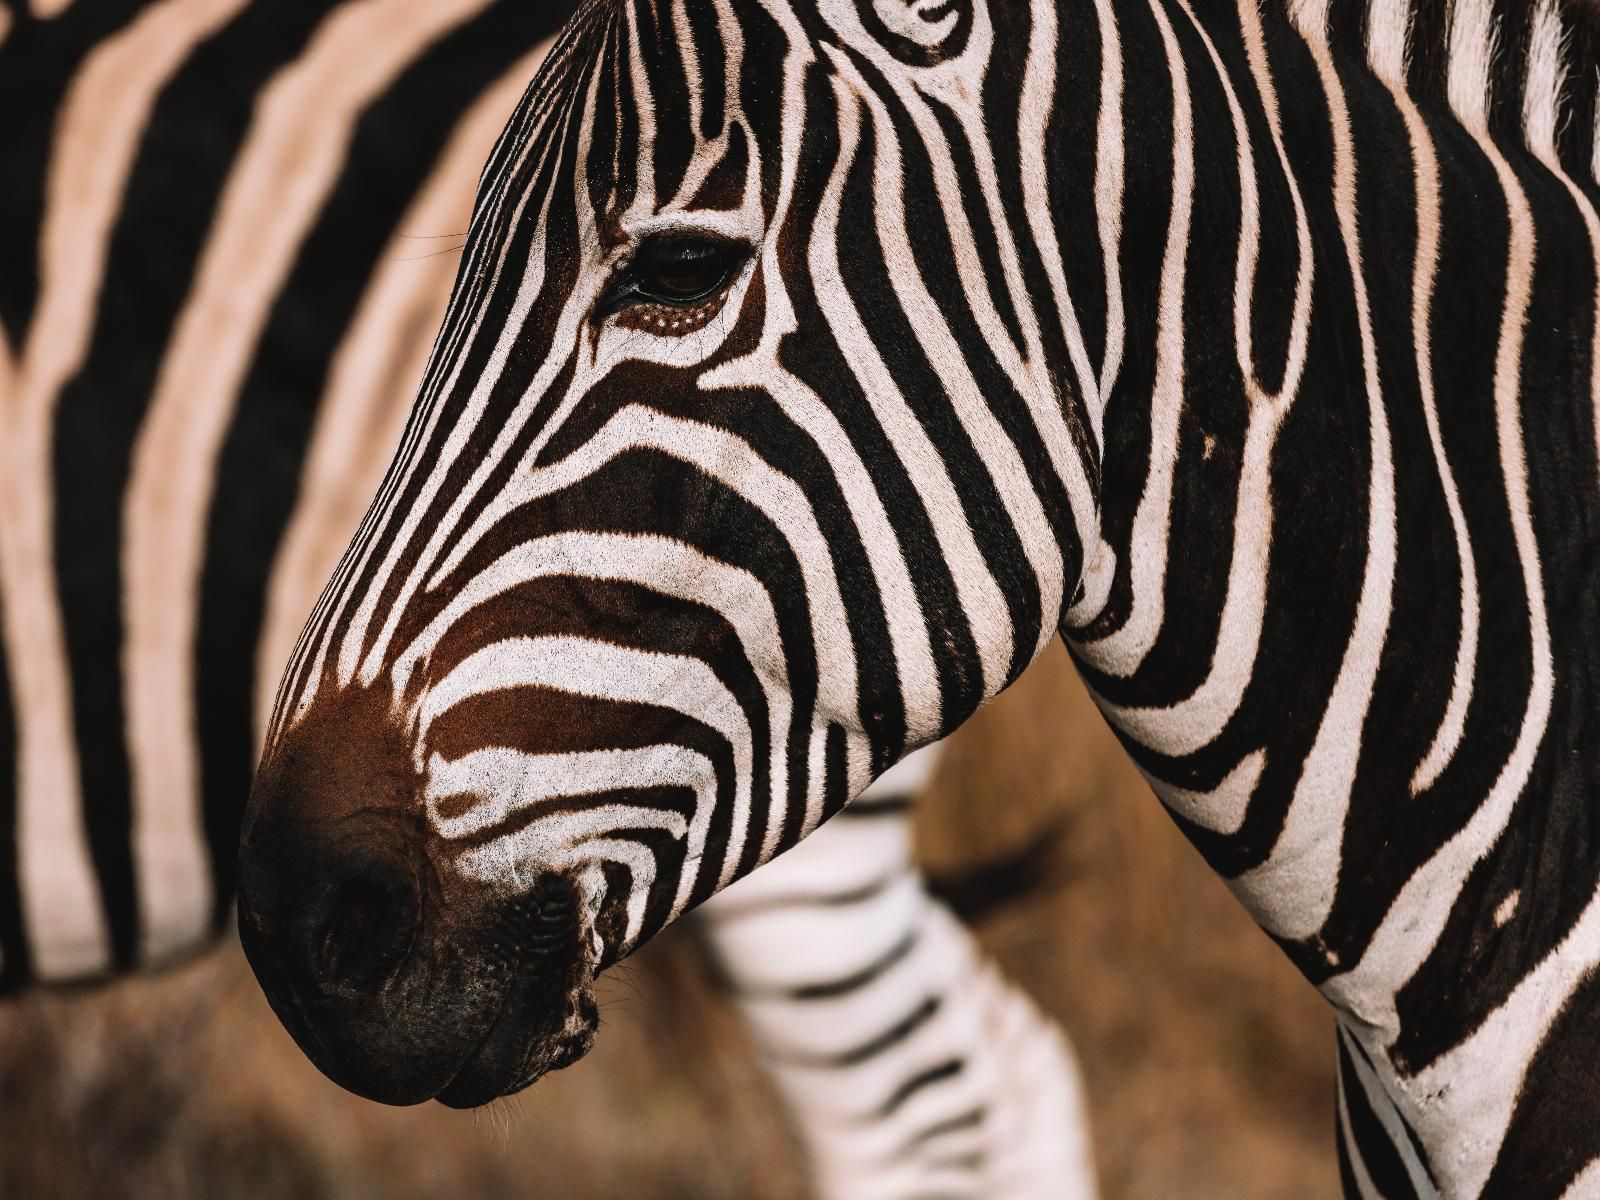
(235, 689, 604, 1108)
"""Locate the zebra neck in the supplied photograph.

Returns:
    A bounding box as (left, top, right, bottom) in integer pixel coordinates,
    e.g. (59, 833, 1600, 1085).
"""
(1064, 1, 1600, 1192)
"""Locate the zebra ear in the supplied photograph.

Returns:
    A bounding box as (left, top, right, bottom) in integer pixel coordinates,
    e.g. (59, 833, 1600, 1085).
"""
(855, 0, 976, 67)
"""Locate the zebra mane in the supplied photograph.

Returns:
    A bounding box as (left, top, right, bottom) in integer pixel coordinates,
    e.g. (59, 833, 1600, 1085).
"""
(1287, 0, 1600, 176)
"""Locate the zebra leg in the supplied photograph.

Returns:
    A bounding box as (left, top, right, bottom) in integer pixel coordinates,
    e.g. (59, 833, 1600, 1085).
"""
(695, 743, 1098, 1200)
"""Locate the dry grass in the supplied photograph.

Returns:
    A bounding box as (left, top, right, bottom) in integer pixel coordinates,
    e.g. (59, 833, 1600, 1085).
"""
(0, 645, 1336, 1199)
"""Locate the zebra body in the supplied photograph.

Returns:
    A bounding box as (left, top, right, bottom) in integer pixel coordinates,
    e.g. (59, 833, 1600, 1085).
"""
(234, 0, 1600, 1192)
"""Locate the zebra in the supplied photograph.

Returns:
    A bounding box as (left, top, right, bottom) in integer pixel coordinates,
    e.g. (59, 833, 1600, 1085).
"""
(0, 3, 1094, 1193)
(231, 0, 1600, 1191)
(701, 742, 1097, 1200)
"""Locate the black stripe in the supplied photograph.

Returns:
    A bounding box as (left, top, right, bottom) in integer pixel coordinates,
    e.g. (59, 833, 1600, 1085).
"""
(0, 0, 145, 339)
(769, 995, 942, 1070)
(1481, 965, 1600, 1198)
(1560, 2, 1600, 180)
(877, 1058, 963, 1119)
(703, 871, 898, 921)
(738, 927, 919, 1001)
(898, 1107, 985, 1154)
(51, 0, 332, 968)
(831, 995, 941, 1068)
(837, 794, 912, 819)
(1335, 1031, 1421, 1200)
(0, 586, 29, 992)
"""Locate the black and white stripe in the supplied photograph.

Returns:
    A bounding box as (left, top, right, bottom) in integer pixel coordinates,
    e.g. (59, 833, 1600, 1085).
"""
(240, 0, 1600, 1190)
(701, 743, 1096, 1200)
(2, 10, 1099, 1195)
(0, 0, 572, 985)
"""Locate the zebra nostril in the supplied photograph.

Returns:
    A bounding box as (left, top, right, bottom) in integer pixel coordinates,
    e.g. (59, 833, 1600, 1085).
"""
(312, 868, 420, 994)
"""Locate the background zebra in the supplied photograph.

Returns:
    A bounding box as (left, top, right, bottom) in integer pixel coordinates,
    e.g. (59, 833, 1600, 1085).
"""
(234, 0, 1600, 1194)
(703, 743, 1096, 1200)
(0, 1, 1094, 1194)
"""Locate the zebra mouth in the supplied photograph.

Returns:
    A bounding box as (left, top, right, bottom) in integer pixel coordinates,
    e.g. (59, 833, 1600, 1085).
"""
(433, 978, 598, 1108)
(433, 878, 600, 1108)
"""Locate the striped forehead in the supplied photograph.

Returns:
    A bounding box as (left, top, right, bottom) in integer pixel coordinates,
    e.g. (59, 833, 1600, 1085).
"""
(497, 0, 770, 234)
(487, 0, 991, 245)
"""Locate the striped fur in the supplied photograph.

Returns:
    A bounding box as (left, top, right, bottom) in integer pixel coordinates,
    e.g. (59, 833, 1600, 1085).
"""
(237, 0, 1600, 1192)
(1, 7, 1096, 1194)
(0, 0, 570, 986)
(701, 744, 1096, 1200)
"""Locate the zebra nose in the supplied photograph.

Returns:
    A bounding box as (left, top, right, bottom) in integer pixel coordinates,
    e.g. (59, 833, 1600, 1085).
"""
(308, 861, 421, 995)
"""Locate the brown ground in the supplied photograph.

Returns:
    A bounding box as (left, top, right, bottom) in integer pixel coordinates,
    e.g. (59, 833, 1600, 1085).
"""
(0, 645, 1338, 1200)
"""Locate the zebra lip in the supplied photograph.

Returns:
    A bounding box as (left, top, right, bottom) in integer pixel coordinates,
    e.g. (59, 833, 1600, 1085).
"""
(432, 992, 531, 1109)
(432, 955, 595, 1108)
(432, 877, 596, 1108)
(432, 981, 595, 1108)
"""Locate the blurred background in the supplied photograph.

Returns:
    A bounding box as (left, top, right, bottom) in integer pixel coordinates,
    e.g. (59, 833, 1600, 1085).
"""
(0, 646, 1337, 1200)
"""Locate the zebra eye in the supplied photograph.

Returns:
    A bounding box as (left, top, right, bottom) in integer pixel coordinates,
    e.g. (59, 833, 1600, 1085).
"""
(602, 235, 747, 317)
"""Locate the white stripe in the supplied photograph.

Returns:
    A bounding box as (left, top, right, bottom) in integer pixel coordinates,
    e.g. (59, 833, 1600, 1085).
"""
(1322, 131, 1554, 1112)
(1149, 748, 1263, 837)
(1397, 871, 1600, 1195)
(416, 406, 860, 727)
(620, 0, 658, 221)
(1365, 0, 1414, 82)
(1337, 1024, 1434, 1199)
(818, 52, 1064, 676)
(321, 38, 590, 710)
(1521, 11, 1600, 532)
(1335, 1074, 1386, 1200)
(1094, 0, 1313, 760)
(1074, 0, 1192, 676)
(823, 0, 1099, 626)
(431, 744, 709, 925)
(428, 745, 700, 842)
(808, 74, 1008, 712)
(530, 835, 665, 948)
(1383, 77, 1477, 797)
(1560, 1160, 1600, 1200)
(1015, 0, 1118, 611)
(394, 533, 788, 698)
(1092, 0, 1126, 410)
(1447, 0, 1498, 132)
(392, 531, 794, 863)
(661, 0, 746, 213)
(740, 0, 886, 825)
(1522, 0, 1567, 159)
(1594, 89, 1600, 185)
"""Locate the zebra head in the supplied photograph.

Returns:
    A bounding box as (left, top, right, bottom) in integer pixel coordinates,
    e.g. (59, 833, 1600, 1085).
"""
(238, 0, 1093, 1108)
